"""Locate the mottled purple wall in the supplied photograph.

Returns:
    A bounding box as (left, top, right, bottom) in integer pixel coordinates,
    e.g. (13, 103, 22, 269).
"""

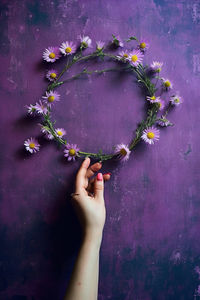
(0, 0, 200, 299)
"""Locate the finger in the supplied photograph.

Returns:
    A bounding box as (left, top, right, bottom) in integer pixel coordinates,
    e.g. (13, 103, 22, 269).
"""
(86, 162, 102, 179)
(87, 173, 111, 192)
(93, 172, 104, 201)
(103, 173, 111, 180)
(75, 157, 91, 193)
(92, 173, 111, 184)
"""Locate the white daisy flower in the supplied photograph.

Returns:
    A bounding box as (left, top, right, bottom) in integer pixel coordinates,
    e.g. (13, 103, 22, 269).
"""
(26, 104, 36, 115)
(24, 137, 40, 153)
(46, 69, 58, 81)
(161, 78, 173, 90)
(116, 50, 130, 62)
(146, 95, 160, 104)
(170, 94, 182, 106)
(96, 41, 105, 51)
(114, 143, 131, 162)
(129, 50, 144, 67)
(42, 46, 61, 63)
(79, 35, 92, 48)
(42, 91, 60, 107)
(59, 41, 76, 56)
(141, 127, 160, 145)
(35, 100, 48, 114)
(150, 61, 163, 73)
(55, 128, 66, 138)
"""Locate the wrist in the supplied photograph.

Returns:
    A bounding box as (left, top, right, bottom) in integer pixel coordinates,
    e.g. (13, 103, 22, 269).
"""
(82, 229, 103, 249)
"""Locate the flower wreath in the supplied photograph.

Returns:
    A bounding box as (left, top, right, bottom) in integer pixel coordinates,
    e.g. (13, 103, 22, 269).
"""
(24, 34, 182, 163)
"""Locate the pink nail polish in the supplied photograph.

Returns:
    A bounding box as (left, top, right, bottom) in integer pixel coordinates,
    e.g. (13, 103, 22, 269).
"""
(97, 173, 103, 181)
(103, 172, 111, 176)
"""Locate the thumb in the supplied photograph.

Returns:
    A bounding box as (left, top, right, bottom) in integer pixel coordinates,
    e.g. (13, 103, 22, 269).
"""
(94, 172, 104, 201)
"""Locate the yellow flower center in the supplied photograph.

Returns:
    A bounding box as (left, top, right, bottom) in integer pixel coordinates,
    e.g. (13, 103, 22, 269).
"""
(123, 53, 128, 58)
(164, 80, 171, 87)
(120, 148, 127, 156)
(29, 143, 35, 149)
(175, 98, 180, 103)
(158, 102, 162, 108)
(151, 96, 156, 101)
(50, 72, 57, 79)
(147, 132, 155, 139)
(157, 68, 161, 72)
(57, 130, 62, 136)
(140, 42, 146, 49)
(131, 55, 138, 62)
(65, 47, 72, 53)
(48, 96, 55, 102)
(69, 148, 76, 156)
(49, 52, 55, 59)
(82, 41, 88, 48)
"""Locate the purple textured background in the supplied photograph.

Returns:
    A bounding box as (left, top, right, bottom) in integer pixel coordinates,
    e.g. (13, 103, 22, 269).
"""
(0, 0, 200, 299)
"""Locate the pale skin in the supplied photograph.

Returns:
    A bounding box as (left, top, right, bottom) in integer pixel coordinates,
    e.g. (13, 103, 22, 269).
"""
(64, 157, 111, 300)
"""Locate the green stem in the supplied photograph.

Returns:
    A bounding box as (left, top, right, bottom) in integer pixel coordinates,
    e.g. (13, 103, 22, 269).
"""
(78, 151, 114, 161)
(163, 101, 172, 118)
(129, 137, 140, 151)
(44, 115, 66, 145)
(51, 65, 132, 89)
(47, 51, 101, 91)
(129, 105, 158, 151)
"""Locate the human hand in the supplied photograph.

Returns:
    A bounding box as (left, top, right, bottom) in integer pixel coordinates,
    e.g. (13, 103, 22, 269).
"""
(71, 157, 111, 245)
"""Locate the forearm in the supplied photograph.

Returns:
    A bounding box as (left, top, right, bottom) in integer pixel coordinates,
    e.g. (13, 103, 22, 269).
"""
(64, 234, 102, 300)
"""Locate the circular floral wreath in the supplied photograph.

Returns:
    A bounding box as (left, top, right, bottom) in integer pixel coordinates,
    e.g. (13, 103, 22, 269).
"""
(24, 34, 182, 163)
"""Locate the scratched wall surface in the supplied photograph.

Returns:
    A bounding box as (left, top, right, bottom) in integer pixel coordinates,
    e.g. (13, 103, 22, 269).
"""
(0, 0, 200, 299)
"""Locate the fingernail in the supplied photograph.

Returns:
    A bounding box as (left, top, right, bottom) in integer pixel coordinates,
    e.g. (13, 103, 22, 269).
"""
(103, 172, 111, 176)
(97, 172, 103, 181)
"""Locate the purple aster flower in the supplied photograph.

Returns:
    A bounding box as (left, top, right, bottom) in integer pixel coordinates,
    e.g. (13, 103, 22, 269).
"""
(35, 100, 48, 114)
(96, 41, 105, 51)
(129, 50, 144, 67)
(39, 125, 54, 140)
(42, 46, 61, 63)
(161, 78, 173, 90)
(141, 127, 160, 145)
(59, 41, 76, 56)
(114, 143, 131, 162)
(24, 137, 40, 153)
(156, 99, 165, 111)
(46, 69, 58, 82)
(55, 128, 66, 138)
(137, 39, 149, 52)
(157, 117, 172, 127)
(146, 95, 160, 104)
(150, 61, 163, 73)
(42, 91, 60, 107)
(26, 104, 36, 115)
(64, 143, 80, 161)
(79, 35, 92, 49)
(116, 50, 130, 62)
(112, 34, 124, 47)
(170, 94, 182, 106)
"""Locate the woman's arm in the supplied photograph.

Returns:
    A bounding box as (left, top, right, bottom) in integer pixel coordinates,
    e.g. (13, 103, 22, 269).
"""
(64, 233, 102, 300)
(64, 157, 110, 300)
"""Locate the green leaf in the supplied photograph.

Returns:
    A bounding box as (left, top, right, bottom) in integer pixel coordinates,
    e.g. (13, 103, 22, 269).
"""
(126, 36, 138, 42)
